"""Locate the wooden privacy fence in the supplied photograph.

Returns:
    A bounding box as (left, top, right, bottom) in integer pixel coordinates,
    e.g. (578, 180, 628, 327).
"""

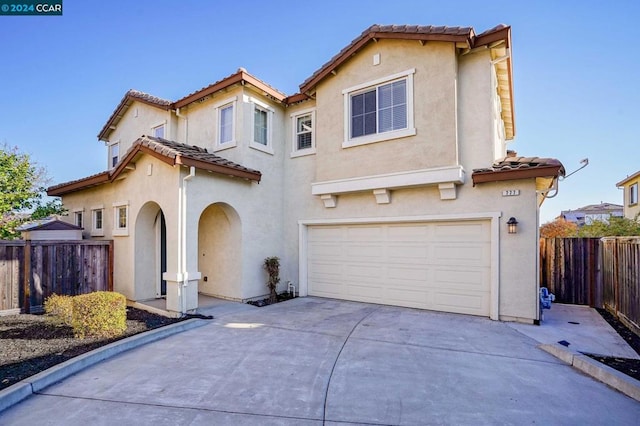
(540, 237, 640, 335)
(602, 237, 640, 335)
(0, 240, 113, 315)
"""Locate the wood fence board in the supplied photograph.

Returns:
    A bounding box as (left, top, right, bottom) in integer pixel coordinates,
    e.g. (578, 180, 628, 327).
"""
(0, 240, 113, 314)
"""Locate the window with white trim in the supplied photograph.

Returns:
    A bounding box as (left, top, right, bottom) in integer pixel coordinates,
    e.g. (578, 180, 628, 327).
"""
(112, 202, 129, 236)
(213, 97, 237, 151)
(342, 69, 416, 147)
(249, 98, 274, 154)
(91, 208, 104, 236)
(74, 210, 83, 228)
(254, 107, 268, 145)
(630, 183, 638, 205)
(291, 109, 316, 157)
(109, 142, 119, 169)
(152, 124, 165, 138)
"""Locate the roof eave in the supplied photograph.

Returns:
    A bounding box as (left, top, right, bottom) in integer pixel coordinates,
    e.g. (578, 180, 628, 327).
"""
(616, 170, 640, 187)
(47, 172, 110, 196)
(98, 95, 172, 142)
(472, 165, 563, 185)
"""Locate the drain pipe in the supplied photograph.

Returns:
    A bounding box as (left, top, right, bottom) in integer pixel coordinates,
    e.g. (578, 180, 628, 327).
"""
(180, 166, 196, 314)
(175, 107, 188, 144)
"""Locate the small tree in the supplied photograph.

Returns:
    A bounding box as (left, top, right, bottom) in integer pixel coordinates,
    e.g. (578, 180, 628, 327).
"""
(0, 144, 66, 239)
(264, 257, 280, 304)
(540, 218, 578, 238)
(577, 216, 640, 237)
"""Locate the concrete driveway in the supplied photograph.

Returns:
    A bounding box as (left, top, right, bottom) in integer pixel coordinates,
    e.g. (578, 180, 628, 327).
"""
(1, 297, 639, 425)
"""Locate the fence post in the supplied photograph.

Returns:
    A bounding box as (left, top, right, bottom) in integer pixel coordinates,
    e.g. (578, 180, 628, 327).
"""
(22, 240, 31, 314)
(108, 240, 114, 292)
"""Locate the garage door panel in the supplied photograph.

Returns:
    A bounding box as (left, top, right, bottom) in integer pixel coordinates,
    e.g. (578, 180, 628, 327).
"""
(387, 244, 430, 260)
(307, 221, 492, 317)
(346, 244, 385, 261)
(434, 291, 489, 315)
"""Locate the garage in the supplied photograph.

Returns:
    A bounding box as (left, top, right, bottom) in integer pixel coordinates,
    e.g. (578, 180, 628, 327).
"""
(306, 220, 492, 317)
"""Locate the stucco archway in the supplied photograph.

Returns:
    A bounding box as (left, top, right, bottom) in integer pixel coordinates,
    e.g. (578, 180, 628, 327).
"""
(198, 203, 242, 300)
(135, 202, 167, 300)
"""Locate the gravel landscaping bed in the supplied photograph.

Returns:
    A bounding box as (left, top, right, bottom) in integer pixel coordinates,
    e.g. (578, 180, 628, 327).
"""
(0, 308, 183, 391)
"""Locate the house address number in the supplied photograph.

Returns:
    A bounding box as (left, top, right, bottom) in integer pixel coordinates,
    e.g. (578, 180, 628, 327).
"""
(502, 190, 520, 196)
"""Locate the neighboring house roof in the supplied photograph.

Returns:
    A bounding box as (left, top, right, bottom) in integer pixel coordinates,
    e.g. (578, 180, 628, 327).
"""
(616, 170, 640, 187)
(98, 90, 173, 141)
(563, 203, 623, 215)
(16, 218, 82, 231)
(298, 23, 514, 139)
(48, 136, 261, 196)
(471, 156, 565, 185)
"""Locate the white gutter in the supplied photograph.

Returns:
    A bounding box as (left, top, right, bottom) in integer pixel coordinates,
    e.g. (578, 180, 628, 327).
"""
(179, 166, 196, 314)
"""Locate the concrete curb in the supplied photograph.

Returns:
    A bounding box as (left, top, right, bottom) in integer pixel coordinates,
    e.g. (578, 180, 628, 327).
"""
(0, 318, 208, 413)
(540, 343, 640, 402)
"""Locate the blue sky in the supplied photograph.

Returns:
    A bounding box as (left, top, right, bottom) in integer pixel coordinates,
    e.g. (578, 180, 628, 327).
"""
(1, 0, 638, 223)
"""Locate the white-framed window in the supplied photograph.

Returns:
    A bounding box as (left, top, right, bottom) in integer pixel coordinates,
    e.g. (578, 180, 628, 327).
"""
(109, 141, 120, 169)
(213, 96, 237, 151)
(91, 207, 104, 237)
(112, 201, 129, 236)
(249, 97, 274, 154)
(630, 183, 638, 205)
(254, 107, 268, 145)
(291, 108, 316, 157)
(74, 209, 84, 228)
(152, 123, 165, 139)
(342, 69, 416, 148)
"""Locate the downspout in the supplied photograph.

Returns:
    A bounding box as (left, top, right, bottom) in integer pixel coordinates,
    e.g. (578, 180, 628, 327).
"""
(175, 107, 188, 144)
(180, 166, 196, 314)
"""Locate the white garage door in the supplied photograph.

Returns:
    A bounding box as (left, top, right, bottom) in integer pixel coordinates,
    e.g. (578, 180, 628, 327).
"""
(307, 221, 492, 316)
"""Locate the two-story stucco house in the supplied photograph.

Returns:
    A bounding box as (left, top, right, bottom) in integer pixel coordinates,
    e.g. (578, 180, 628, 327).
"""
(48, 24, 564, 323)
(617, 171, 640, 220)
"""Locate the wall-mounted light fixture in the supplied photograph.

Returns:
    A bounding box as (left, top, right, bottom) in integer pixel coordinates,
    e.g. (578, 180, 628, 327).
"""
(507, 217, 518, 234)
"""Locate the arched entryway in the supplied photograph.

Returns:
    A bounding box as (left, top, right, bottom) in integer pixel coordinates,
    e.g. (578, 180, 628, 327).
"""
(135, 202, 167, 300)
(198, 203, 241, 300)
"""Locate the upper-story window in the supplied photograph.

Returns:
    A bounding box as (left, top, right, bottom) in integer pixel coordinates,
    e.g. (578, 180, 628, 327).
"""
(254, 107, 268, 145)
(152, 124, 165, 138)
(291, 109, 316, 157)
(342, 69, 416, 148)
(213, 97, 237, 151)
(109, 142, 119, 168)
(630, 183, 638, 205)
(249, 97, 274, 154)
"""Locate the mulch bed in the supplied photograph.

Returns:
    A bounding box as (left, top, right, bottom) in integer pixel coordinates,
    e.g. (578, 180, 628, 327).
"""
(246, 291, 296, 307)
(585, 308, 640, 382)
(0, 308, 184, 391)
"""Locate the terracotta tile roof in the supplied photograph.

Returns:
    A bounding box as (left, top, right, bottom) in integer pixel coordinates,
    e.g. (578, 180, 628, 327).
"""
(174, 68, 287, 108)
(98, 89, 173, 141)
(471, 156, 565, 185)
(299, 23, 510, 93)
(48, 136, 261, 196)
(125, 136, 262, 181)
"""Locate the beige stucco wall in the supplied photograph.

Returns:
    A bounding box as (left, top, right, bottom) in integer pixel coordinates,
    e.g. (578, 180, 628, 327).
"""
(106, 103, 171, 166)
(59, 155, 181, 302)
(314, 40, 459, 182)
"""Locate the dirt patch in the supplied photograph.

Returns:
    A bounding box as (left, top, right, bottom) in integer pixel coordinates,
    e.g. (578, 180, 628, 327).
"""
(246, 292, 297, 307)
(0, 308, 183, 391)
(584, 308, 640, 382)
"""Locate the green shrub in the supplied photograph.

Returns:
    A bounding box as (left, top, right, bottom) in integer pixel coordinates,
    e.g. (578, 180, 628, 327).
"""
(71, 291, 127, 339)
(44, 294, 74, 326)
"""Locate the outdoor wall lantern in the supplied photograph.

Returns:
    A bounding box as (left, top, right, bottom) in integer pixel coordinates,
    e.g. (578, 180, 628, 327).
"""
(507, 217, 518, 234)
